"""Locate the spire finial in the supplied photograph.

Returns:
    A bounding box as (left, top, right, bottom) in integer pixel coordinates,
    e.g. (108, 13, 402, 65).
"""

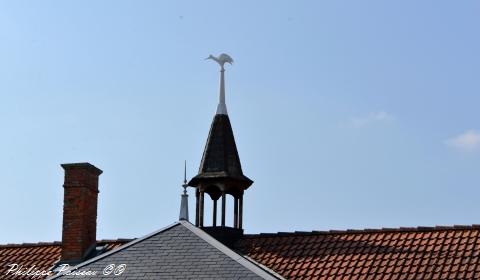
(179, 160, 189, 221)
(205, 53, 233, 115)
(182, 160, 187, 194)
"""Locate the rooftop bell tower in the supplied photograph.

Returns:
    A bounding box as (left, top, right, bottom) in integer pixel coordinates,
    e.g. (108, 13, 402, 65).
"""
(188, 54, 253, 236)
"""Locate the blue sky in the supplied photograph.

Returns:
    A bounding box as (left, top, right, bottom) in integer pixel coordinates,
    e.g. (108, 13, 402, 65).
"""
(0, 1, 479, 244)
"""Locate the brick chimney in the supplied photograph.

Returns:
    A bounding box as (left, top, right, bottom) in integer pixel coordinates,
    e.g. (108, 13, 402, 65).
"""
(60, 162, 103, 263)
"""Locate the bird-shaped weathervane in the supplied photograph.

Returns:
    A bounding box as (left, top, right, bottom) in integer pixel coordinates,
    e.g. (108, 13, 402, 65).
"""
(206, 53, 234, 71)
(205, 53, 233, 115)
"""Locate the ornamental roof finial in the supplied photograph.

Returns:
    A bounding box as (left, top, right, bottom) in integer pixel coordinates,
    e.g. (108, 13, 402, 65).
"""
(205, 53, 233, 115)
(179, 160, 189, 221)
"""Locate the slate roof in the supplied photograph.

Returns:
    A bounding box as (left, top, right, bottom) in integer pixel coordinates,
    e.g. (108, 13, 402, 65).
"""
(4, 224, 480, 279)
(51, 221, 279, 280)
(189, 114, 253, 189)
(234, 225, 480, 280)
(0, 240, 129, 280)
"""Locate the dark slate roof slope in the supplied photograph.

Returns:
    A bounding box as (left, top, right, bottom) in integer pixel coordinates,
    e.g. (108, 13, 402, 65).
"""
(189, 114, 253, 188)
(51, 221, 279, 280)
(234, 225, 480, 280)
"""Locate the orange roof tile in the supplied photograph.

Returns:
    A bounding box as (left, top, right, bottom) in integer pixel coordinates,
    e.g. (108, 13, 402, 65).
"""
(235, 225, 480, 280)
(0, 240, 130, 280)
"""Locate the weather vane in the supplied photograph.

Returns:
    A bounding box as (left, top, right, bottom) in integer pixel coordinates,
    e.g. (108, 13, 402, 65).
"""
(206, 53, 234, 71)
(205, 53, 233, 115)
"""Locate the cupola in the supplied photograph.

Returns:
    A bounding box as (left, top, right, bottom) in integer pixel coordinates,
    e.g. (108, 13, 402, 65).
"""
(188, 54, 253, 238)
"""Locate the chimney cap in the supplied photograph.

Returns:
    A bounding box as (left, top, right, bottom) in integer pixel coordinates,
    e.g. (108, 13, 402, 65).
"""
(61, 162, 103, 175)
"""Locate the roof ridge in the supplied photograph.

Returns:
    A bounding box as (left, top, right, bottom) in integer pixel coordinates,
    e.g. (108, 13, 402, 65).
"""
(97, 238, 135, 243)
(0, 238, 134, 248)
(244, 224, 480, 237)
(0, 241, 62, 247)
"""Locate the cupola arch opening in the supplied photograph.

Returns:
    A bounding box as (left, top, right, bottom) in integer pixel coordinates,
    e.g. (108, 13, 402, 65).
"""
(194, 182, 247, 228)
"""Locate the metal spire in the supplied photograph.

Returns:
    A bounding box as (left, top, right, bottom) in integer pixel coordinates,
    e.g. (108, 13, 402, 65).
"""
(179, 160, 189, 221)
(217, 68, 227, 115)
(206, 53, 233, 115)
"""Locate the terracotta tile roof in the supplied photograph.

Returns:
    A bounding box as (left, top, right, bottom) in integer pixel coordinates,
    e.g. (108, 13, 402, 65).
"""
(235, 225, 480, 280)
(0, 239, 131, 280)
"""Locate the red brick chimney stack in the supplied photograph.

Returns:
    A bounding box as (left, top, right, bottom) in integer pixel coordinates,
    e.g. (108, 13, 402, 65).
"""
(60, 162, 103, 263)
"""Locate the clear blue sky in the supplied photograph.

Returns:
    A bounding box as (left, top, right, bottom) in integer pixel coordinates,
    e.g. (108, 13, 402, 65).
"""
(1, 1, 479, 244)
